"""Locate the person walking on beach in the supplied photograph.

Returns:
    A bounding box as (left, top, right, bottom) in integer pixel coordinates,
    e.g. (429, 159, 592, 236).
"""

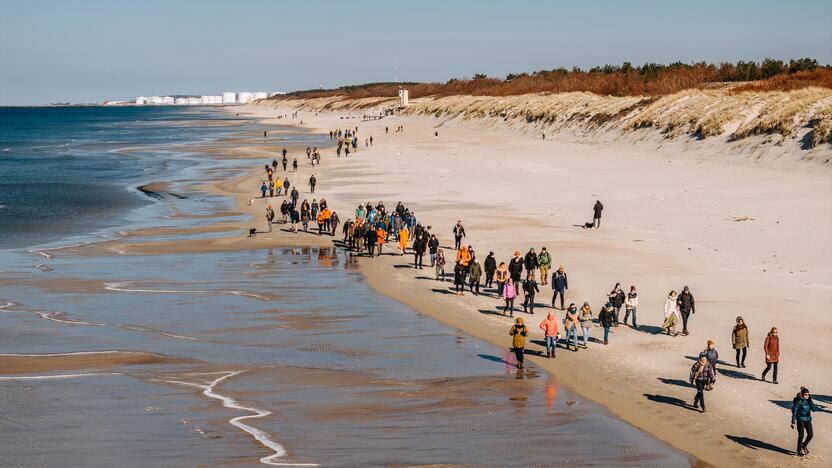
(435, 249, 446, 281)
(453, 261, 466, 296)
(271, 159, 278, 170)
(428, 234, 439, 266)
(564, 303, 579, 351)
(265, 205, 274, 233)
(495, 262, 509, 297)
(290, 187, 299, 207)
(522, 273, 540, 314)
(551, 265, 568, 309)
(677, 286, 695, 336)
(510, 318, 529, 369)
(732, 317, 749, 368)
(508, 251, 524, 288)
(484, 252, 496, 289)
(468, 259, 482, 294)
(282, 177, 290, 196)
(289, 205, 300, 232)
(539, 312, 560, 358)
(593, 200, 604, 228)
(608, 283, 625, 326)
(268, 180, 275, 197)
(578, 302, 593, 348)
(689, 355, 716, 413)
(524, 248, 539, 278)
(503, 277, 517, 316)
(698, 340, 719, 372)
(398, 226, 409, 255)
(452, 220, 466, 250)
(414, 233, 428, 269)
(538, 247, 551, 285)
(375, 224, 385, 255)
(662, 291, 679, 336)
(598, 301, 615, 345)
(260, 181, 268, 198)
(762, 327, 780, 384)
(456, 245, 472, 272)
(792, 387, 817, 457)
(330, 211, 340, 236)
(623, 286, 639, 328)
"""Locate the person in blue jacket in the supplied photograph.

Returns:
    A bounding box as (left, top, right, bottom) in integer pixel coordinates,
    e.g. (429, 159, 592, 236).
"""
(791, 387, 817, 457)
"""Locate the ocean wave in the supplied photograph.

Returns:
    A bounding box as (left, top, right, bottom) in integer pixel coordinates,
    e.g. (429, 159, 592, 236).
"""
(161, 371, 319, 467)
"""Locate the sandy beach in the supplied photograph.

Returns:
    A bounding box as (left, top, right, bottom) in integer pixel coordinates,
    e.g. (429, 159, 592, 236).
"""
(159, 101, 832, 467)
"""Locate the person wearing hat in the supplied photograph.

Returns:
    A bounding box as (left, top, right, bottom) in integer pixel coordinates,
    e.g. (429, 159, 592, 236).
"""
(508, 251, 524, 287)
(551, 265, 568, 310)
(662, 291, 679, 336)
(563, 303, 580, 351)
(509, 317, 529, 368)
(624, 285, 639, 328)
(522, 273, 540, 314)
(483, 251, 497, 289)
(524, 248, 539, 276)
(689, 355, 716, 413)
(452, 220, 466, 250)
(731, 317, 749, 368)
(265, 205, 274, 232)
(538, 247, 552, 285)
(598, 301, 615, 345)
(539, 311, 560, 358)
(578, 302, 594, 348)
(677, 285, 695, 335)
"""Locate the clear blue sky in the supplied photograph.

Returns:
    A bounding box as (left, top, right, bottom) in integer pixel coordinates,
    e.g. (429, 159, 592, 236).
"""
(2, 0, 830, 105)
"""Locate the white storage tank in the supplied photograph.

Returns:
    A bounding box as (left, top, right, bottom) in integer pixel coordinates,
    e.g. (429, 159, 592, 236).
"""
(237, 92, 254, 104)
(222, 92, 237, 104)
(135, 96, 147, 105)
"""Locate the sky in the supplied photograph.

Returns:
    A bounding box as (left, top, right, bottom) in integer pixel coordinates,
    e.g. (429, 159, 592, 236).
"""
(1, 0, 831, 105)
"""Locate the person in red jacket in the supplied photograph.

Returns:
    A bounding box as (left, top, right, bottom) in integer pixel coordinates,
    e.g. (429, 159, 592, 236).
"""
(762, 327, 780, 384)
(539, 312, 560, 358)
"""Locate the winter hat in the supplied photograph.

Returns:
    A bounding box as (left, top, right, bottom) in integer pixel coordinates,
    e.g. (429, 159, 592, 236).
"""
(516, 317, 524, 325)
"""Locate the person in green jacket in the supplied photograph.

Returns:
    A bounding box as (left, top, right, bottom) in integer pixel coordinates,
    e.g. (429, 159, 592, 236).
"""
(510, 317, 529, 369)
(731, 316, 749, 368)
(538, 247, 552, 286)
(468, 259, 482, 294)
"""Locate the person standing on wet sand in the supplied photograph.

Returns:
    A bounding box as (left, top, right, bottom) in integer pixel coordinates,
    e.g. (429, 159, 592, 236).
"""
(563, 303, 579, 351)
(677, 286, 695, 335)
(452, 220, 466, 250)
(522, 273, 540, 314)
(503, 277, 517, 316)
(689, 355, 716, 413)
(792, 387, 817, 457)
(551, 265, 568, 309)
(265, 205, 274, 233)
(538, 247, 551, 285)
(731, 317, 749, 368)
(762, 327, 780, 384)
(593, 200, 604, 228)
(509, 317, 528, 369)
(484, 252, 496, 289)
(539, 311, 560, 358)
(330, 211, 340, 236)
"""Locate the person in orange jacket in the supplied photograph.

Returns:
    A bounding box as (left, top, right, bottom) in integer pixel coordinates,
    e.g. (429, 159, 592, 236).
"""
(376, 226, 386, 255)
(539, 311, 560, 358)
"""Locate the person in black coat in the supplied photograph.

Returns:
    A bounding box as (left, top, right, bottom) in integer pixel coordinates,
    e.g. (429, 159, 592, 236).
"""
(522, 274, 540, 314)
(677, 285, 696, 335)
(593, 200, 604, 229)
(413, 233, 428, 269)
(508, 251, 524, 286)
(452, 220, 466, 250)
(484, 252, 497, 288)
(523, 248, 539, 275)
(551, 265, 568, 309)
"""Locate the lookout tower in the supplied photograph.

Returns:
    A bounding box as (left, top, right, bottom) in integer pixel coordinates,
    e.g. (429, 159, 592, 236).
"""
(398, 88, 409, 108)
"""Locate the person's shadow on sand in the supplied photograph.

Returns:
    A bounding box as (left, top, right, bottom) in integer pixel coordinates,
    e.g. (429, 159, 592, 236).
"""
(643, 393, 698, 411)
(724, 435, 794, 455)
(657, 377, 691, 388)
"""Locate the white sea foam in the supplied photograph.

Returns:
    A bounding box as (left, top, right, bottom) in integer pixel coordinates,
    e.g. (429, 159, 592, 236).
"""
(0, 372, 121, 381)
(104, 281, 269, 301)
(0, 300, 105, 326)
(0, 350, 158, 358)
(163, 371, 318, 467)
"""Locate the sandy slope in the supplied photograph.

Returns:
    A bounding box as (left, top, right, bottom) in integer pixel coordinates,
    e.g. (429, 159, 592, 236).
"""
(223, 102, 831, 467)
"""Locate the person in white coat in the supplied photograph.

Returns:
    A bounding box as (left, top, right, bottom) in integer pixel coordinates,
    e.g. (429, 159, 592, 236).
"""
(662, 290, 679, 336)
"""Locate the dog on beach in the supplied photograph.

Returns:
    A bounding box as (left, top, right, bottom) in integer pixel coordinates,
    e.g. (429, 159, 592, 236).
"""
(583, 221, 594, 229)
(248, 228, 257, 237)
(248, 198, 255, 206)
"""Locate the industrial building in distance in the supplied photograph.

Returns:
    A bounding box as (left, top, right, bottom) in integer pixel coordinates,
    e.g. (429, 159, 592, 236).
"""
(103, 91, 282, 106)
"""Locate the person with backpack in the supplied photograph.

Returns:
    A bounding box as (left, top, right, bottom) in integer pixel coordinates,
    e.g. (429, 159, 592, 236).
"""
(551, 265, 568, 310)
(698, 340, 719, 372)
(522, 273, 540, 314)
(539, 312, 560, 358)
(689, 355, 716, 413)
(537, 247, 551, 285)
(731, 317, 749, 368)
(624, 285, 639, 328)
(762, 327, 780, 384)
(791, 387, 817, 457)
(509, 318, 529, 369)
(598, 301, 615, 345)
(677, 286, 695, 335)
(508, 251, 524, 286)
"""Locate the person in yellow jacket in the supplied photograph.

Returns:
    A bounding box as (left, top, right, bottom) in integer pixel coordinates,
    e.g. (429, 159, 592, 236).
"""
(398, 227, 409, 255)
(509, 317, 529, 369)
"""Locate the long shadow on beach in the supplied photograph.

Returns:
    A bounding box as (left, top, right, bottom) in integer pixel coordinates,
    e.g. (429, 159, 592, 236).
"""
(637, 325, 665, 335)
(643, 393, 698, 412)
(724, 435, 794, 455)
(658, 377, 691, 388)
(771, 397, 832, 414)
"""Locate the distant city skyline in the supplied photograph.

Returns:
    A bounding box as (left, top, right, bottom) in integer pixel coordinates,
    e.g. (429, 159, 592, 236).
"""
(2, 0, 831, 105)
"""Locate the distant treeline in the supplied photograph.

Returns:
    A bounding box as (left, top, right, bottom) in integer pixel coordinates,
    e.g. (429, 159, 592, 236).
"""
(278, 58, 831, 99)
